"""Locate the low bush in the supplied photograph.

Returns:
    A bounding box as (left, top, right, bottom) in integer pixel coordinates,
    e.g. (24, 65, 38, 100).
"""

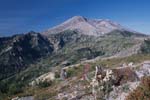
(38, 81, 53, 88)
(126, 76, 150, 100)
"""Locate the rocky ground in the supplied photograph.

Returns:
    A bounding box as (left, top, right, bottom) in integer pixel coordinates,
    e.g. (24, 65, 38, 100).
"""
(10, 55, 150, 100)
(29, 60, 150, 100)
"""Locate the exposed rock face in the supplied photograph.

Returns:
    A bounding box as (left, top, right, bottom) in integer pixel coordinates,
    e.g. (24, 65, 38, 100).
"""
(136, 61, 150, 78)
(108, 81, 140, 100)
(43, 16, 136, 36)
(0, 31, 54, 80)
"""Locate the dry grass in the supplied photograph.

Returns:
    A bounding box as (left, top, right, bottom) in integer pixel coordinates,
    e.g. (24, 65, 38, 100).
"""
(126, 76, 150, 100)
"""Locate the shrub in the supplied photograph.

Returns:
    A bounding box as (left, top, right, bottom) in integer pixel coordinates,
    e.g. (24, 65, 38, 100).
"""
(55, 71, 60, 78)
(38, 81, 52, 88)
(126, 76, 150, 100)
(8, 83, 23, 95)
(0, 81, 9, 93)
(141, 39, 150, 53)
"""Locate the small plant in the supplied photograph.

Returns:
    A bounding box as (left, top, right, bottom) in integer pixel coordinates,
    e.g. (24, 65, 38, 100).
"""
(8, 83, 23, 95)
(89, 66, 115, 99)
(122, 84, 129, 93)
(38, 80, 52, 88)
(55, 71, 60, 78)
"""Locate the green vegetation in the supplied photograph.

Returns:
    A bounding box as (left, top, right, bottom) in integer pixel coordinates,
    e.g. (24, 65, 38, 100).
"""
(8, 83, 23, 95)
(141, 39, 150, 53)
(94, 54, 150, 68)
(122, 84, 130, 93)
(38, 81, 53, 88)
(67, 65, 84, 78)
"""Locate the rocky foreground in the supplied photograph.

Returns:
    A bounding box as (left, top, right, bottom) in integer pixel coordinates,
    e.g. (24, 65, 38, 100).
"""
(53, 61, 150, 100)
(11, 59, 150, 100)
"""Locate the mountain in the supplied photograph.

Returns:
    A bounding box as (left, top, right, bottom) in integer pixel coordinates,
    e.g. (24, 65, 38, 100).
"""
(0, 16, 149, 99)
(0, 16, 147, 81)
(0, 31, 53, 80)
(43, 16, 140, 36)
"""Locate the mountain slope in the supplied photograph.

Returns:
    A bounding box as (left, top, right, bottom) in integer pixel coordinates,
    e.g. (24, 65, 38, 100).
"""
(0, 16, 147, 81)
(0, 23, 146, 81)
(0, 31, 53, 80)
(42, 31, 146, 72)
(43, 16, 141, 36)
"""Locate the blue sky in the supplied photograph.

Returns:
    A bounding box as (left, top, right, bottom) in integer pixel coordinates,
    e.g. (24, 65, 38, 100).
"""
(0, 0, 150, 36)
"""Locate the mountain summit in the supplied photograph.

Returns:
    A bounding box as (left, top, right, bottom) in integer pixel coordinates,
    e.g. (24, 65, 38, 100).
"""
(43, 16, 129, 36)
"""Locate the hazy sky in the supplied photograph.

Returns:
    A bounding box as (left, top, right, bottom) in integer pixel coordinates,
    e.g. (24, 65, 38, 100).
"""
(0, 0, 150, 36)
